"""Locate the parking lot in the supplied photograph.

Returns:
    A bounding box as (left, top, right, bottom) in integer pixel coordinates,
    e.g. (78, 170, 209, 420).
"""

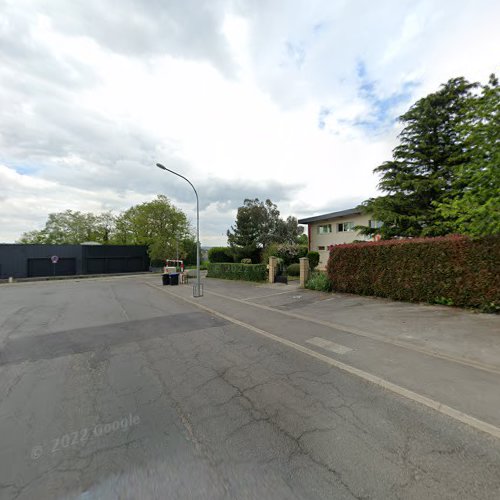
(1, 275, 500, 499)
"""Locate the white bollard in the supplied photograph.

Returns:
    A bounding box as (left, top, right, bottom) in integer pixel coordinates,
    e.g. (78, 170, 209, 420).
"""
(8, 277, 13, 283)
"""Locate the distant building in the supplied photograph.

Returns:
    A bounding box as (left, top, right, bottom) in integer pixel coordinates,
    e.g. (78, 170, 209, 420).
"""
(0, 244, 149, 279)
(298, 208, 381, 269)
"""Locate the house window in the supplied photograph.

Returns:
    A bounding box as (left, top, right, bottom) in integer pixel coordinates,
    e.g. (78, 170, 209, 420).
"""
(318, 246, 325, 251)
(317, 224, 332, 234)
(337, 222, 355, 232)
(369, 220, 383, 229)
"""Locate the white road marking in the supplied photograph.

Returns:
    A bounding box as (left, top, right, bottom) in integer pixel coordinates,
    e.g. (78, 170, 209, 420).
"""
(203, 289, 500, 376)
(242, 290, 298, 301)
(306, 337, 353, 354)
(147, 282, 500, 441)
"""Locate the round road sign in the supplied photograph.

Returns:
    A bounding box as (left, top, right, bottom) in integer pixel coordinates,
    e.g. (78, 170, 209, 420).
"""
(51, 255, 59, 264)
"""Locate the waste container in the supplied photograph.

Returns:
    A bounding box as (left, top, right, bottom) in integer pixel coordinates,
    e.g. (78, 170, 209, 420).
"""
(162, 274, 170, 286)
(169, 273, 179, 286)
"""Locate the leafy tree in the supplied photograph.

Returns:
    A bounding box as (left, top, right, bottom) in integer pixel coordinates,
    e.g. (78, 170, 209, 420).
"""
(113, 195, 194, 261)
(180, 237, 198, 266)
(297, 233, 308, 245)
(360, 77, 478, 238)
(227, 199, 304, 255)
(275, 216, 305, 244)
(18, 210, 116, 244)
(435, 74, 500, 236)
(94, 212, 117, 243)
(17, 229, 48, 244)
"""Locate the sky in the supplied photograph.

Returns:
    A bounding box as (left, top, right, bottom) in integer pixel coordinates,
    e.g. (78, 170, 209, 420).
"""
(1, 0, 498, 245)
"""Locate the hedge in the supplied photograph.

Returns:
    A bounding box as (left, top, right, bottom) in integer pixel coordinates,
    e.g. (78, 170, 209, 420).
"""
(326, 235, 500, 312)
(208, 247, 233, 263)
(206, 262, 267, 282)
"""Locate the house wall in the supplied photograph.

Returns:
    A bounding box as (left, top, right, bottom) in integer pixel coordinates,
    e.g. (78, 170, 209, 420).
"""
(309, 213, 372, 268)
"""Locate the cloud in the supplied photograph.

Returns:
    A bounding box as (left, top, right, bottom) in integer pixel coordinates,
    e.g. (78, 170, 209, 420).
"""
(0, 0, 499, 244)
(3, 0, 236, 75)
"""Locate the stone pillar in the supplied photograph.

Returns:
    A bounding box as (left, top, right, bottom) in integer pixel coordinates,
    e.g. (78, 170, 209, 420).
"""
(299, 257, 310, 288)
(268, 256, 278, 283)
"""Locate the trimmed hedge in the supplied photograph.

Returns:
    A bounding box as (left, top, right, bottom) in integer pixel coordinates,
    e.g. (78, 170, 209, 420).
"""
(207, 262, 267, 282)
(208, 247, 233, 263)
(326, 235, 500, 312)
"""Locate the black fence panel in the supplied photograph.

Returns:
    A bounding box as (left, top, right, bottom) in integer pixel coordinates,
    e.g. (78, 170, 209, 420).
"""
(27, 258, 76, 277)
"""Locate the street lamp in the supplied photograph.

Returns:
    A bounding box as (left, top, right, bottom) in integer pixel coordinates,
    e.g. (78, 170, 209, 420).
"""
(156, 163, 203, 297)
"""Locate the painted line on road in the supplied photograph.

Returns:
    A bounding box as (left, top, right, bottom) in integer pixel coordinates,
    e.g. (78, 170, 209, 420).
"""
(146, 282, 500, 441)
(203, 289, 500, 377)
(241, 290, 300, 301)
(306, 337, 353, 354)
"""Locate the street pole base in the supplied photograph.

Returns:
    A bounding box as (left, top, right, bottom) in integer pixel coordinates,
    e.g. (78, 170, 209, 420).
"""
(193, 283, 204, 298)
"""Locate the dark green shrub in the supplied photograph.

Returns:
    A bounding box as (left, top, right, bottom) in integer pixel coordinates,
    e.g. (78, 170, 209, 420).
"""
(261, 243, 279, 264)
(306, 271, 331, 291)
(261, 243, 308, 265)
(232, 245, 261, 263)
(208, 247, 233, 263)
(326, 235, 500, 312)
(287, 263, 300, 276)
(150, 259, 165, 268)
(206, 263, 267, 282)
(307, 251, 320, 270)
(297, 245, 309, 259)
(240, 258, 252, 264)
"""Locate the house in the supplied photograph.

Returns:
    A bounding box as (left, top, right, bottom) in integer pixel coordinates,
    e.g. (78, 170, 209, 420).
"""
(298, 208, 381, 269)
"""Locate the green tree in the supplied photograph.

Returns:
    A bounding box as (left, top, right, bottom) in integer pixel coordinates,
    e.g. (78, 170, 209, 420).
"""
(180, 237, 198, 265)
(297, 233, 308, 245)
(275, 216, 305, 244)
(112, 195, 193, 261)
(435, 74, 500, 236)
(360, 77, 477, 238)
(18, 210, 115, 244)
(17, 229, 47, 244)
(227, 199, 304, 255)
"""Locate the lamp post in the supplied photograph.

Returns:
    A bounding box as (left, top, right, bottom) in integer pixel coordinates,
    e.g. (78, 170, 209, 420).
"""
(156, 163, 202, 297)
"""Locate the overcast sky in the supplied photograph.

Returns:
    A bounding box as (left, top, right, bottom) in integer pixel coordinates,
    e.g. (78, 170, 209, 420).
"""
(1, 0, 498, 244)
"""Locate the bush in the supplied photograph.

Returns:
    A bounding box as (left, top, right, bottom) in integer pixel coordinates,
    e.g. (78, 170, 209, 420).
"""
(232, 245, 261, 263)
(307, 251, 320, 270)
(277, 243, 308, 265)
(206, 263, 267, 282)
(150, 259, 165, 268)
(287, 263, 300, 276)
(306, 271, 331, 291)
(262, 243, 308, 265)
(240, 258, 252, 264)
(208, 247, 233, 263)
(326, 235, 500, 312)
(261, 243, 279, 264)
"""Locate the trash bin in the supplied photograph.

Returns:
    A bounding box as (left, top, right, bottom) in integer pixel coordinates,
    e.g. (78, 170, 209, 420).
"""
(169, 273, 179, 286)
(162, 274, 170, 286)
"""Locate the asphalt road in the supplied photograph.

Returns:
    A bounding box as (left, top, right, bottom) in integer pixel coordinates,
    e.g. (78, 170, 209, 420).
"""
(0, 276, 499, 499)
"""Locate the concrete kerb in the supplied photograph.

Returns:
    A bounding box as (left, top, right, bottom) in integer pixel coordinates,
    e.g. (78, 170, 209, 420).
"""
(201, 286, 500, 377)
(145, 281, 500, 441)
(0, 272, 153, 285)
